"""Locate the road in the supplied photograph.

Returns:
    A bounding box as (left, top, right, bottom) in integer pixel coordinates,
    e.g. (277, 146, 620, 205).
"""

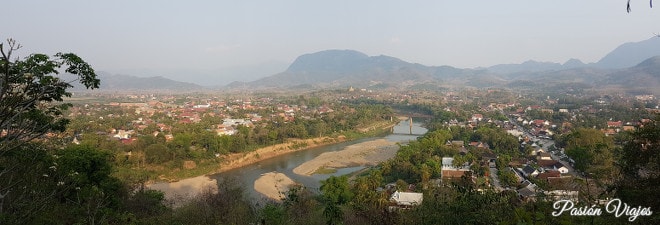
(505, 112, 580, 177)
(489, 167, 504, 192)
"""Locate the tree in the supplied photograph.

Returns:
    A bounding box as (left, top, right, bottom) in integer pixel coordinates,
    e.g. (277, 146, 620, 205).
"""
(0, 38, 99, 153)
(562, 128, 616, 181)
(614, 117, 660, 215)
(0, 39, 99, 224)
(320, 176, 353, 225)
(51, 145, 126, 224)
(145, 144, 170, 164)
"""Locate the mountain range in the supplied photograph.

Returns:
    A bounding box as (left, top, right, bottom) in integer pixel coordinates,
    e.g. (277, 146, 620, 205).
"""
(69, 72, 204, 92)
(83, 37, 660, 94)
(228, 37, 660, 94)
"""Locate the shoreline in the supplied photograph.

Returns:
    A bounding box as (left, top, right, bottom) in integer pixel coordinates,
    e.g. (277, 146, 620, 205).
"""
(145, 119, 409, 204)
(213, 136, 346, 174)
(292, 138, 400, 176)
(253, 172, 296, 201)
(213, 120, 400, 174)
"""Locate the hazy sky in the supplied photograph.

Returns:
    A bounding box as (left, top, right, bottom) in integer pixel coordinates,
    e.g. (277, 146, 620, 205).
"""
(5, 1, 660, 84)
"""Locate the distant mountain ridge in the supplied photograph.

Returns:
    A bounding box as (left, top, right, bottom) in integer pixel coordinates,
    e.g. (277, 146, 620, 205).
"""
(598, 56, 660, 91)
(485, 37, 660, 72)
(596, 37, 660, 68)
(84, 38, 660, 94)
(229, 45, 660, 95)
(231, 49, 476, 89)
(486, 59, 587, 74)
(70, 72, 204, 92)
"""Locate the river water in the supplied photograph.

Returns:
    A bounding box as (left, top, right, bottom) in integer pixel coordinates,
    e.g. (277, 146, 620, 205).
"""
(153, 119, 427, 202)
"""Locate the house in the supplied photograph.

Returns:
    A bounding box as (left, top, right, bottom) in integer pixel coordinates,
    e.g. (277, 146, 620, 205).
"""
(607, 121, 623, 128)
(441, 157, 471, 179)
(517, 181, 538, 200)
(164, 134, 174, 142)
(113, 129, 133, 139)
(521, 165, 539, 178)
(458, 146, 469, 155)
(552, 162, 569, 174)
(537, 170, 561, 180)
(469, 141, 490, 149)
(622, 125, 635, 131)
(507, 129, 524, 137)
(507, 158, 527, 168)
(389, 191, 423, 207)
(72, 136, 80, 145)
(446, 140, 465, 147)
(602, 129, 617, 136)
(537, 152, 552, 161)
(481, 152, 497, 168)
(543, 190, 579, 202)
(533, 120, 545, 127)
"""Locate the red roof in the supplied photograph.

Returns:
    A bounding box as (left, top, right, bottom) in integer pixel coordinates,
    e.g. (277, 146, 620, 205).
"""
(607, 121, 623, 127)
(537, 159, 558, 168)
(537, 171, 561, 179)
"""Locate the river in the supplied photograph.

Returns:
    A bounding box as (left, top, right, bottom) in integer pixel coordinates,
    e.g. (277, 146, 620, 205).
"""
(152, 119, 427, 202)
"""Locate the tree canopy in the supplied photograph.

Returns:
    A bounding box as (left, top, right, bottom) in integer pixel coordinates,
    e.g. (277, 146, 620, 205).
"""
(0, 39, 99, 153)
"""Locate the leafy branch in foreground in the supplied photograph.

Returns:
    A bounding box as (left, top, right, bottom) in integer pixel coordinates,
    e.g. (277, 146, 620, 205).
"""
(0, 38, 99, 153)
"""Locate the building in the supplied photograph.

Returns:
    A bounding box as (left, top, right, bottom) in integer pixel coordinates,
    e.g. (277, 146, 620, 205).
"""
(389, 191, 423, 208)
(441, 157, 472, 179)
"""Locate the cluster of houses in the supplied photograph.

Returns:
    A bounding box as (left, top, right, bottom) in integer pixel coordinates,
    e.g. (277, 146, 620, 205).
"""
(512, 147, 578, 202)
(66, 95, 348, 146)
(601, 120, 643, 136)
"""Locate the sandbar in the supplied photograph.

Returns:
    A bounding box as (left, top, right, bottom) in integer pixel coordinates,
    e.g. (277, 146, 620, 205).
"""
(148, 175, 218, 202)
(254, 172, 296, 200)
(293, 138, 398, 176)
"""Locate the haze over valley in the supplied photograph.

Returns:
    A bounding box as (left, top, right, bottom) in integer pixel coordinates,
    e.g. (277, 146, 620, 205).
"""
(90, 37, 660, 95)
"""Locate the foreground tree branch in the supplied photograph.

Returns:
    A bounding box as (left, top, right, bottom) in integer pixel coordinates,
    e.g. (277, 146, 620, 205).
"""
(0, 38, 99, 153)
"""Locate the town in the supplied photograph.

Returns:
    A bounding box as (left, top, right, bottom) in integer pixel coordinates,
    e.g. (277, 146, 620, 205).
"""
(31, 87, 655, 224)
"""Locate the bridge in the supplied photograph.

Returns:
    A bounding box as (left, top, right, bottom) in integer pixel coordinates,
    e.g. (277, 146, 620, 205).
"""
(405, 113, 433, 118)
(390, 117, 426, 135)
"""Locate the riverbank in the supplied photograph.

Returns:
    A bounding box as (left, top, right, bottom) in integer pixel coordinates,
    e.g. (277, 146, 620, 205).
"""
(148, 175, 218, 203)
(292, 138, 399, 176)
(146, 119, 400, 197)
(253, 172, 296, 200)
(215, 136, 346, 173)
(215, 120, 399, 174)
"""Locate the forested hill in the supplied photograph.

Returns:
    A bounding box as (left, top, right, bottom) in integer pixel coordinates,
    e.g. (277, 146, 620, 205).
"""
(229, 49, 475, 89)
(228, 38, 660, 94)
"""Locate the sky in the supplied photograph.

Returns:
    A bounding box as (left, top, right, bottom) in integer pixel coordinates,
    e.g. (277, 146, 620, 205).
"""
(4, 0, 660, 85)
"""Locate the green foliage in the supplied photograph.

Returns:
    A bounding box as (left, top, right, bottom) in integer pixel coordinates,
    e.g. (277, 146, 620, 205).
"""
(0, 144, 60, 224)
(321, 176, 353, 224)
(259, 185, 324, 225)
(614, 116, 660, 218)
(53, 145, 126, 224)
(161, 179, 255, 225)
(497, 168, 519, 188)
(0, 40, 109, 224)
(0, 39, 99, 152)
(561, 128, 616, 180)
(145, 143, 170, 164)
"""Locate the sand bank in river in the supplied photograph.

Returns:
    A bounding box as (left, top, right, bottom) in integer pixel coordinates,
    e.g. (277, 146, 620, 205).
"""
(254, 172, 296, 200)
(148, 175, 218, 202)
(216, 136, 344, 173)
(292, 138, 399, 176)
